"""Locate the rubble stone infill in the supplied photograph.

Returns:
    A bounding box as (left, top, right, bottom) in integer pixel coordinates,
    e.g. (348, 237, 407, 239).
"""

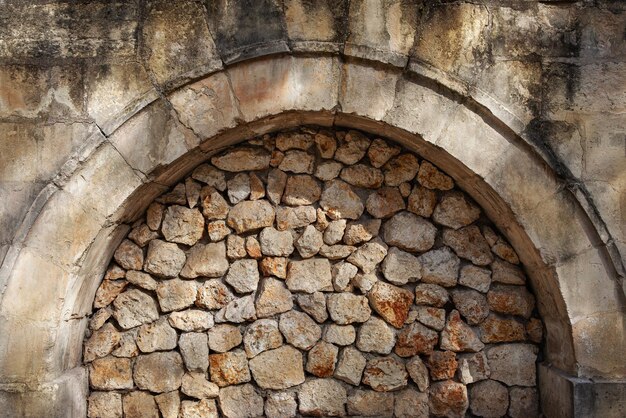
(85, 127, 541, 418)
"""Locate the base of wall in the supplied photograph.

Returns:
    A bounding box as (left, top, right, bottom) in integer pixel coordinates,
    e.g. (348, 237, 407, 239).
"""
(539, 363, 626, 418)
(0, 367, 87, 418)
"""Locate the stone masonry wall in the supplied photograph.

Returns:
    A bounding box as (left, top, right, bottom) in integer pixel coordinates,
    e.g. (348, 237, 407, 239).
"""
(85, 128, 542, 417)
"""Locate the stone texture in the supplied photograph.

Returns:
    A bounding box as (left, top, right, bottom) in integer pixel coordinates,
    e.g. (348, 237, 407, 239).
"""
(324, 219, 347, 244)
(491, 258, 526, 285)
(414, 283, 449, 307)
(84, 323, 121, 363)
(226, 173, 250, 204)
(259, 256, 288, 278)
(89, 356, 133, 390)
(243, 319, 283, 358)
(306, 341, 339, 377)
(343, 219, 381, 245)
(218, 384, 264, 418)
(407, 185, 438, 218)
(298, 378, 347, 417)
(123, 392, 159, 418)
(181, 372, 219, 399)
(324, 324, 356, 346)
(113, 289, 159, 329)
(334, 130, 371, 165)
(363, 357, 408, 392)
(315, 131, 337, 158)
(265, 392, 297, 418)
(418, 247, 460, 287)
(180, 242, 229, 279)
(295, 224, 324, 258)
(335, 346, 367, 386)
(136, 318, 178, 353)
(88, 391, 123, 418)
(365, 187, 406, 219)
(429, 380, 469, 418)
(332, 261, 358, 291)
(492, 238, 520, 265)
(457, 352, 490, 384)
(249, 345, 305, 389)
(286, 258, 332, 293)
(114, 239, 144, 271)
(368, 281, 414, 328)
(384, 154, 419, 186)
(395, 389, 429, 418)
(155, 391, 180, 418)
(428, 350, 458, 381)
(267, 169, 288, 205)
(193, 165, 226, 191)
(278, 310, 321, 350)
(179, 332, 209, 373)
(450, 289, 489, 325)
(315, 160, 343, 181)
(255, 277, 293, 317)
(278, 150, 315, 174)
(283, 175, 321, 205)
(459, 264, 491, 292)
(433, 193, 480, 229)
(395, 322, 439, 357)
(161, 205, 204, 246)
(125, 270, 157, 291)
(340, 164, 384, 188)
(200, 186, 230, 220)
(224, 259, 259, 294)
(486, 344, 537, 386)
(96, 281, 128, 308)
(347, 390, 394, 416)
(479, 313, 526, 343)
(168, 309, 214, 332)
(509, 387, 539, 418)
(319, 244, 356, 259)
(368, 138, 400, 168)
(196, 279, 234, 310)
(440, 310, 484, 353)
(488, 285, 535, 318)
(227, 200, 275, 233)
(128, 223, 159, 247)
(320, 179, 365, 220)
(208, 324, 242, 353)
(276, 131, 314, 151)
(381, 247, 422, 285)
(259, 227, 294, 256)
(383, 211, 437, 252)
(209, 350, 251, 387)
(156, 279, 196, 312)
(134, 352, 185, 393)
(443, 226, 494, 266)
(346, 238, 388, 273)
(417, 161, 454, 190)
(144, 239, 186, 278)
(296, 292, 328, 323)
(469, 379, 509, 418)
(275, 205, 317, 230)
(357, 316, 396, 354)
(413, 305, 446, 331)
(327, 292, 372, 324)
(211, 147, 271, 172)
(406, 356, 429, 391)
(179, 399, 218, 418)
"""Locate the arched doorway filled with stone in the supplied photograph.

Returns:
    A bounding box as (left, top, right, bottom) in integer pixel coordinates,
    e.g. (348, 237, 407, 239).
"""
(85, 127, 542, 417)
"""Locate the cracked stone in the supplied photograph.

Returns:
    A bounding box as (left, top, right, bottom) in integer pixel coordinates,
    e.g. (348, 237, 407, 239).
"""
(347, 238, 388, 273)
(255, 277, 293, 317)
(334, 130, 370, 165)
(278, 150, 315, 174)
(340, 164, 384, 188)
(296, 292, 328, 323)
(295, 225, 324, 258)
(327, 293, 372, 324)
(440, 310, 485, 353)
(367, 138, 400, 168)
(192, 164, 226, 191)
(343, 219, 381, 246)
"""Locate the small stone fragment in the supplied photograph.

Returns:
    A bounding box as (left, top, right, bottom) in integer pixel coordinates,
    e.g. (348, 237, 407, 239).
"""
(491, 258, 526, 285)
(168, 309, 214, 332)
(181, 372, 219, 399)
(418, 247, 460, 287)
(395, 322, 439, 357)
(296, 292, 328, 323)
(275, 205, 316, 230)
(89, 307, 112, 331)
(211, 147, 271, 172)
(218, 295, 257, 323)
(282, 175, 321, 205)
(306, 341, 339, 377)
(363, 357, 408, 392)
(226, 235, 246, 259)
(367, 138, 400, 168)
(147, 202, 165, 231)
(315, 160, 343, 181)
(196, 279, 233, 310)
(327, 293, 372, 324)
(428, 380, 469, 418)
(407, 185, 437, 218)
(351, 272, 377, 293)
(134, 352, 185, 393)
(125, 270, 157, 291)
(413, 305, 446, 331)
(156, 279, 196, 313)
(383, 154, 419, 186)
(357, 317, 396, 354)
(488, 285, 535, 318)
(88, 391, 123, 418)
(395, 389, 429, 418)
(335, 130, 371, 165)
(209, 350, 251, 387)
(178, 333, 209, 373)
(192, 164, 226, 191)
(366, 187, 406, 218)
(298, 378, 347, 416)
(414, 283, 449, 307)
(276, 132, 314, 151)
(492, 237, 520, 265)
(428, 350, 458, 381)
(343, 219, 381, 245)
(457, 352, 490, 384)
(144, 239, 186, 278)
(224, 259, 259, 294)
(208, 324, 242, 353)
(249, 173, 265, 200)
(243, 319, 283, 358)
(136, 318, 178, 353)
(340, 164, 384, 188)
(279, 310, 321, 350)
(255, 277, 293, 317)
(347, 390, 394, 416)
(267, 169, 288, 205)
(161, 206, 204, 246)
(226, 173, 250, 204)
(218, 384, 264, 418)
(295, 224, 324, 258)
(433, 192, 480, 230)
(227, 200, 275, 234)
(443, 226, 494, 266)
(526, 318, 543, 343)
(319, 244, 356, 259)
(265, 392, 297, 418)
(470, 379, 509, 418)
(320, 179, 364, 220)
(245, 236, 262, 259)
(417, 161, 454, 190)
(487, 344, 537, 386)
(346, 238, 388, 273)
(459, 264, 491, 292)
(259, 256, 288, 278)
(440, 310, 485, 353)
(383, 211, 437, 252)
(113, 289, 159, 329)
(199, 186, 230, 220)
(89, 356, 134, 390)
(368, 281, 414, 328)
(335, 346, 367, 386)
(157, 183, 187, 205)
(324, 324, 356, 346)
(406, 356, 429, 391)
(332, 261, 358, 291)
(259, 227, 294, 257)
(324, 219, 347, 245)
(450, 289, 489, 325)
(286, 258, 332, 293)
(84, 320, 121, 362)
(249, 346, 305, 389)
(180, 242, 228, 279)
(381, 247, 422, 285)
(315, 131, 337, 158)
(94, 279, 128, 309)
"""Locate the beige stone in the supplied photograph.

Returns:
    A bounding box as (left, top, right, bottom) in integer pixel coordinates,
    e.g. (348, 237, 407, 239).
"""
(113, 239, 144, 271)
(282, 174, 321, 205)
(180, 399, 218, 418)
(249, 173, 265, 200)
(259, 227, 294, 256)
(332, 261, 358, 291)
(365, 187, 406, 218)
(406, 356, 429, 391)
(180, 242, 228, 279)
(275, 205, 317, 230)
(226, 173, 250, 204)
(440, 310, 484, 353)
(314, 131, 337, 158)
(418, 247, 460, 287)
(155, 391, 180, 418)
(363, 356, 408, 392)
(428, 350, 458, 381)
(340, 164, 384, 188)
(383, 211, 437, 252)
(295, 224, 324, 258)
(334, 130, 371, 165)
(125, 270, 157, 291)
(306, 341, 339, 377)
(279, 310, 321, 350)
(147, 202, 166, 231)
(276, 131, 314, 151)
(192, 165, 227, 191)
(88, 391, 123, 418)
(433, 193, 480, 230)
(278, 150, 315, 174)
(296, 292, 328, 323)
(486, 344, 537, 386)
(179, 332, 209, 372)
(509, 387, 539, 418)
(395, 322, 439, 357)
(226, 234, 246, 259)
(209, 350, 251, 387)
(346, 238, 388, 273)
(181, 372, 219, 399)
(224, 259, 259, 294)
(218, 384, 264, 418)
(347, 390, 394, 416)
(319, 244, 357, 259)
(227, 200, 275, 233)
(136, 318, 178, 353)
(128, 223, 159, 247)
(381, 246, 421, 285)
(413, 305, 446, 331)
(112, 289, 159, 329)
(286, 258, 332, 293)
(161, 205, 204, 246)
(357, 316, 396, 354)
(457, 352, 490, 384)
(343, 219, 381, 245)
(383, 154, 419, 186)
(196, 279, 234, 310)
(414, 283, 449, 307)
(168, 309, 213, 332)
(450, 289, 489, 325)
(335, 346, 367, 386)
(208, 324, 242, 353)
(144, 239, 186, 278)
(315, 160, 343, 181)
(199, 186, 230, 220)
(156, 279, 196, 312)
(255, 277, 293, 317)
(243, 319, 283, 358)
(123, 392, 159, 418)
(249, 345, 305, 389)
(417, 161, 454, 190)
(298, 378, 347, 416)
(89, 356, 133, 390)
(488, 285, 535, 318)
(469, 379, 509, 418)
(259, 256, 288, 278)
(443, 226, 494, 266)
(84, 323, 121, 363)
(367, 138, 400, 168)
(479, 313, 526, 343)
(395, 389, 429, 418)
(459, 264, 491, 292)
(265, 392, 297, 418)
(327, 292, 372, 324)
(491, 258, 526, 285)
(134, 352, 184, 393)
(324, 324, 356, 346)
(211, 147, 271, 172)
(267, 169, 288, 205)
(320, 179, 365, 220)
(429, 380, 469, 418)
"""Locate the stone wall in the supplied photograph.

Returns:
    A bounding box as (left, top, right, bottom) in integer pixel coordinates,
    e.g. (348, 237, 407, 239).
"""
(85, 128, 542, 417)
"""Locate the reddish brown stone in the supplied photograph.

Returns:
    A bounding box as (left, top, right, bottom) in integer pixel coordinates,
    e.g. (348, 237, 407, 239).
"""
(440, 310, 484, 353)
(368, 281, 414, 328)
(394, 322, 439, 357)
(487, 285, 535, 319)
(428, 351, 458, 381)
(479, 314, 526, 343)
(259, 257, 288, 278)
(526, 318, 543, 343)
(428, 380, 468, 418)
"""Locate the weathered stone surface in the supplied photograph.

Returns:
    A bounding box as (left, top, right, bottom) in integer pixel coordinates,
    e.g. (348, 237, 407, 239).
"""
(245, 236, 261, 258)
(144, 240, 186, 278)
(113, 289, 159, 329)
(335, 346, 367, 386)
(458, 352, 490, 384)
(226, 234, 246, 259)
(224, 259, 259, 294)
(351, 272, 377, 293)
(200, 186, 230, 220)
(211, 147, 271, 172)
(128, 223, 159, 247)
(158, 184, 187, 206)
(265, 392, 297, 418)
(315, 131, 337, 159)
(114, 239, 144, 271)
(155, 391, 180, 418)
(418, 247, 460, 287)
(315, 160, 343, 181)
(406, 356, 429, 391)
(193, 164, 227, 191)
(84, 323, 121, 362)
(282, 175, 321, 205)
(295, 224, 324, 258)
(181, 372, 219, 399)
(526, 318, 543, 344)
(208, 324, 242, 353)
(279, 310, 321, 350)
(179, 399, 218, 418)
(324, 324, 356, 346)
(459, 264, 491, 293)
(327, 292, 372, 324)
(450, 289, 489, 325)
(306, 341, 339, 377)
(296, 292, 328, 323)
(368, 281, 414, 328)
(249, 173, 265, 201)
(276, 132, 314, 151)
(487, 344, 537, 386)
(417, 161, 454, 190)
(249, 345, 305, 389)
(340, 164, 384, 188)
(209, 350, 251, 387)
(479, 314, 526, 343)
(320, 179, 364, 220)
(125, 270, 157, 291)
(134, 352, 184, 393)
(363, 357, 408, 392)
(181, 242, 228, 279)
(226, 173, 250, 204)
(286, 258, 332, 293)
(414, 283, 449, 307)
(275, 205, 317, 230)
(491, 258, 526, 285)
(324, 219, 347, 245)
(509, 387, 539, 418)
(470, 380, 509, 418)
(429, 380, 469, 418)
(384, 154, 419, 186)
(335, 130, 371, 165)
(347, 238, 388, 273)
(89, 356, 133, 390)
(168, 309, 213, 332)
(491, 238, 520, 265)
(267, 168, 288, 205)
(428, 350, 458, 381)
(443, 226, 494, 266)
(179, 333, 209, 373)
(407, 185, 437, 218)
(395, 322, 439, 357)
(243, 319, 283, 358)
(343, 219, 381, 245)
(332, 261, 358, 291)
(196, 279, 233, 310)
(488, 285, 535, 318)
(156, 279, 196, 313)
(255, 277, 293, 317)
(112, 329, 139, 358)
(433, 193, 480, 229)
(383, 211, 436, 252)
(278, 150, 315, 174)
(368, 138, 400, 168)
(137, 318, 177, 353)
(366, 187, 406, 219)
(218, 384, 264, 418)
(260, 256, 288, 278)
(94, 279, 128, 310)
(357, 316, 396, 354)
(382, 247, 421, 285)
(347, 390, 394, 416)
(161, 205, 204, 246)
(259, 227, 294, 257)
(90, 308, 113, 331)
(227, 200, 275, 233)
(104, 264, 126, 281)
(395, 389, 429, 418)
(440, 310, 484, 353)
(88, 391, 123, 418)
(215, 295, 255, 323)
(123, 391, 159, 418)
(147, 202, 166, 231)
(299, 378, 347, 416)
(413, 305, 446, 331)
(319, 244, 357, 259)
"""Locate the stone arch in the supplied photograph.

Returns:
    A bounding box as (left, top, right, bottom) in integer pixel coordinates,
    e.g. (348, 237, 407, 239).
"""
(0, 55, 622, 416)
